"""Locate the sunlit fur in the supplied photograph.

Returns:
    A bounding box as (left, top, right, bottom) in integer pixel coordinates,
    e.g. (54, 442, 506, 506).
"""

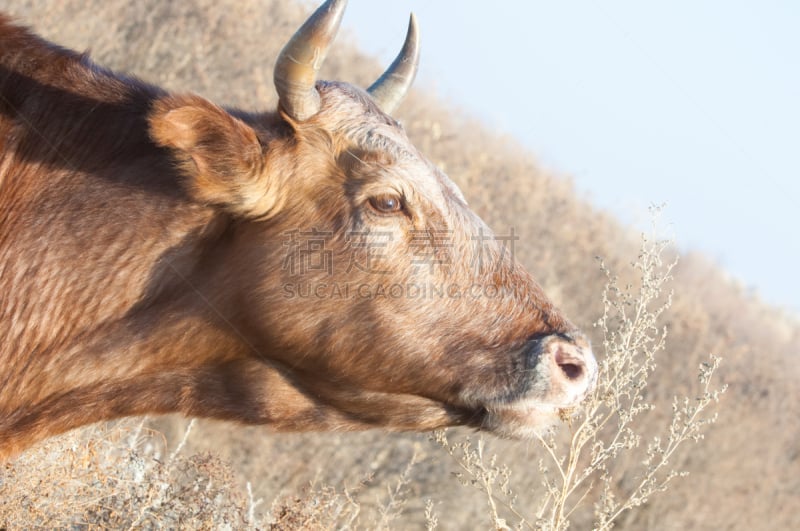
(0, 14, 596, 459)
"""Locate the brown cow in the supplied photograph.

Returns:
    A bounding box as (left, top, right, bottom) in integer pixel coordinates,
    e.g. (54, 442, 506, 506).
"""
(0, 0, 597, 459)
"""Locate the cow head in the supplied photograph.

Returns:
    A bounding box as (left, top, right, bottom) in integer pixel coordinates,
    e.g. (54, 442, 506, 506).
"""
(149, 0, 597, 438)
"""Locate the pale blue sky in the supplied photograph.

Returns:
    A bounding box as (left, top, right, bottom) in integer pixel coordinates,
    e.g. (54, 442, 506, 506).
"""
(342, 1, 800, 314)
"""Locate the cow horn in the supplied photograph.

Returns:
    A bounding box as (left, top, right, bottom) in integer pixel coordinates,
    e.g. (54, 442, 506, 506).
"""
(274, 0, 347, 121)
(368, 13, 420, 114)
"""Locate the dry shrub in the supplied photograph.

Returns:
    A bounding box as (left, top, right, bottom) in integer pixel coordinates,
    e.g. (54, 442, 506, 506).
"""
(434, 212, 726, 530)
(0, 421, 426, 530)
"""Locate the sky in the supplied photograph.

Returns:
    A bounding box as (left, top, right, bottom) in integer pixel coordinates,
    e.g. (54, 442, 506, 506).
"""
(341, 1, 800, 314)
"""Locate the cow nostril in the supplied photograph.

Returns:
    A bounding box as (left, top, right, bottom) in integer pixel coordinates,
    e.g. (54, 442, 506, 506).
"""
(554, 347, 586, 382)
(559, 362, 584, 381)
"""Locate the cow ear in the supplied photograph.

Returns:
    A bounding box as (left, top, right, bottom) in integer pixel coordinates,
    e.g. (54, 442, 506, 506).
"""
(150, 94, 274, 218)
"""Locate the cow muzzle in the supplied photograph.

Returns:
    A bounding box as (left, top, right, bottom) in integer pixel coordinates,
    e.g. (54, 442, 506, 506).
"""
(478, 332, 598, 438)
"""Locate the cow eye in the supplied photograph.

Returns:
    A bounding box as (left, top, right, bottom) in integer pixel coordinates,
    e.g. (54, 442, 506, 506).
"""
(368, 194, 403, 214)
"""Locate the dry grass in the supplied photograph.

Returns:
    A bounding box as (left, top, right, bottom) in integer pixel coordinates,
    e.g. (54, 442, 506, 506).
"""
(3, 0, 799, 529)
(0, 420, 255, 528)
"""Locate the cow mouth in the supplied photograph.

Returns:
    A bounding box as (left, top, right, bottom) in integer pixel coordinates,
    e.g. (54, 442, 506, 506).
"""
(470, 398, 581, 439)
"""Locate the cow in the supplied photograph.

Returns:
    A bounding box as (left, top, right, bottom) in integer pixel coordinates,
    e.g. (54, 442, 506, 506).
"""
(0, 0, 597, 459)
